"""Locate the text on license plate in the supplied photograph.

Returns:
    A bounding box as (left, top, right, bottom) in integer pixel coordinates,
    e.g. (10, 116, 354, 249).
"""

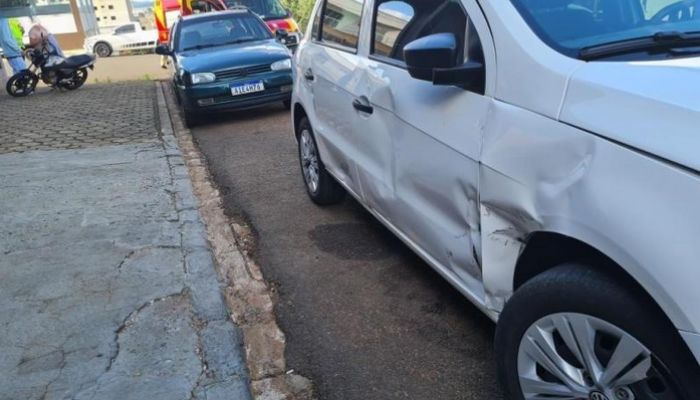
(231, 81, 265, 96)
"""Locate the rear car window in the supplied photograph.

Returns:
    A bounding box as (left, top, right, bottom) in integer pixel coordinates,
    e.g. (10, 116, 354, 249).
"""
(320, 0, 365, 49)
(177, 14, 272, 51)
(226, 0, 289, 20)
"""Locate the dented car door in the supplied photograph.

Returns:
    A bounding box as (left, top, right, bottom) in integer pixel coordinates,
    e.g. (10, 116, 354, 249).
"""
(359, 0, 495, 300)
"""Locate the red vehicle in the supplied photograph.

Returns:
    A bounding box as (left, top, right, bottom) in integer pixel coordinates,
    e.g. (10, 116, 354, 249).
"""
(224, 0, 302, 50)
(155, 0, 300, 52)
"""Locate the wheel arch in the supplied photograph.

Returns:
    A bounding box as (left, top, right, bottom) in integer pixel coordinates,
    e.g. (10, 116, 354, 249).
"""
(292, 102, 308, 141)
(515, 231, 619, 289)
(511, 231, 693, 344)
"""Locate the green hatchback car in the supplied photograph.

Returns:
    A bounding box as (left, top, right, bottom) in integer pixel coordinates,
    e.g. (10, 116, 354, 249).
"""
(157, 9, 293, 126)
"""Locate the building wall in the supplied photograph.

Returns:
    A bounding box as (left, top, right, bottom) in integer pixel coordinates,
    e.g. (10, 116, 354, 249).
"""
(15, 0, 97, 49)
(93, 0, 134, 29)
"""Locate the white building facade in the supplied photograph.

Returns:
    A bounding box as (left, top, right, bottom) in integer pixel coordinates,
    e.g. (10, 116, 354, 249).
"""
(92, 0, 133, 29)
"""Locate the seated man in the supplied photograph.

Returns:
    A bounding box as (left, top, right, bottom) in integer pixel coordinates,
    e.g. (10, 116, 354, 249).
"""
(27, 23, 65, 67)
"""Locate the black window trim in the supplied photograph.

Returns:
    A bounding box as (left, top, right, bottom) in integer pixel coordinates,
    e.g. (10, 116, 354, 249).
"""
(310, 0, 367, 55)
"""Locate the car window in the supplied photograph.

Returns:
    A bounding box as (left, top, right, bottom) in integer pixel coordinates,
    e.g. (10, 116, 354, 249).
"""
(510, 0, 700, 57)
(371, 0, 483, 65)
(373, 1, 415, 59)
(225, 0, 288, 20)
(170, 21, 178, 49)
(320, 0, 365, 49)
(114, 24, 136, 34)
(177, 14, 272, 51)
(192, 0, 218, 13)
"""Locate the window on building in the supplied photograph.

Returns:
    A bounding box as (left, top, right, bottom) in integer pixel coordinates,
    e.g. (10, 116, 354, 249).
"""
(111, 16, 117, 20)
(108, 4, 113, 9)
(320, 0, 365, 49)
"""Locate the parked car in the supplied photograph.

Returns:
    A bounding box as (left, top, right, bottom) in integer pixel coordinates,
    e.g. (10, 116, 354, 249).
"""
(292, 0, 700, 398)
(224, 0, 302, 50)
(84, 22, 158, 57)
(157, 9, 293, 126)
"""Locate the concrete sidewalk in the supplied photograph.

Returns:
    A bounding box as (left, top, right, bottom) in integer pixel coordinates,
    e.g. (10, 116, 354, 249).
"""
(0, 83, 251, 400)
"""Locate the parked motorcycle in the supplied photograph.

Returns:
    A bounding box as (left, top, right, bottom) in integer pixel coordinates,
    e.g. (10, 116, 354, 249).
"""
(5, 44, 96, 97)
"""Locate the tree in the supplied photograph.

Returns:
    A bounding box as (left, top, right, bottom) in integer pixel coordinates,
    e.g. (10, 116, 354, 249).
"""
(281, 0, 315, 32)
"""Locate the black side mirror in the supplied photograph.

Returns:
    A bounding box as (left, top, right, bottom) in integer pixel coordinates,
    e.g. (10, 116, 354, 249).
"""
(404, 33, 485, 93)
(276, 28, 289, 39)
(276, 28, 289, 44)
(155, 44, 172, 56)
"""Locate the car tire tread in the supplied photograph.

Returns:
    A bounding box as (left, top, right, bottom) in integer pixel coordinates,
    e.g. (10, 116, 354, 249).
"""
(297, 117, 345, 206)
(495, 263, 700, 400)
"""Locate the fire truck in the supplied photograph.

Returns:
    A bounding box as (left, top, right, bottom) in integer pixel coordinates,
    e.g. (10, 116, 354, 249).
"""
(154, 0, 302, 50)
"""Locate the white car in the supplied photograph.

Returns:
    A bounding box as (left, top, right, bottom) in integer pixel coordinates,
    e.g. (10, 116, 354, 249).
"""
(83, 22, 158, 57)
(292, 0, 700, 398)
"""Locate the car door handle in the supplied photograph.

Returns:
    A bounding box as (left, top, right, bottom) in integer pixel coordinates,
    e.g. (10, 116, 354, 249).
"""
(303, 68, 315, 81)
(352, 98, 374, 115)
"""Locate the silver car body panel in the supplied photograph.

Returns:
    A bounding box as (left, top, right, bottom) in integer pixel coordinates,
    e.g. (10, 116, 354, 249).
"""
(293, 0, 700, 362)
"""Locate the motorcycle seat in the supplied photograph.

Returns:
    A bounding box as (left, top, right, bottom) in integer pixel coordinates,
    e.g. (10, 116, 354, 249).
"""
(59, 54, 95, 68)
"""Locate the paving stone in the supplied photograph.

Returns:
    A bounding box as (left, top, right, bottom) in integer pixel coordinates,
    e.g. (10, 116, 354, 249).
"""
(0, 83, 252, 399)
(0, 83, 157, 154)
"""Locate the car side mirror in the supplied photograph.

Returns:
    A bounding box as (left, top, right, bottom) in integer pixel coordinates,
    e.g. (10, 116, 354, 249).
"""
(155, 44, 172, 56)
(276, 28, 289, 39)
(404, 33, 485, 93)
(276, 28, 289, 44)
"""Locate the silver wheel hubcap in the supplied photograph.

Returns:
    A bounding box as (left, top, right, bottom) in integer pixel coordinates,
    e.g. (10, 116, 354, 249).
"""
(300, 129, 319, 194)
(96, 44, 109, 56)
(518, 313, 654, 400)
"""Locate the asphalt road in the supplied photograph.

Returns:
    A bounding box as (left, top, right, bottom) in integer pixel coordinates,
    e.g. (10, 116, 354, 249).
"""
(191, 105, 505, 400)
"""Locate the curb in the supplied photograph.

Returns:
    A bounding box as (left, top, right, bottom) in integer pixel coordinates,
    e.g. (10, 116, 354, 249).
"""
(156, 82, 315, 400)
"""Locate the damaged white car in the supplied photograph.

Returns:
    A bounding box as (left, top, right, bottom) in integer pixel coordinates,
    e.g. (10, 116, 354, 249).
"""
(291, 0, 700, 398)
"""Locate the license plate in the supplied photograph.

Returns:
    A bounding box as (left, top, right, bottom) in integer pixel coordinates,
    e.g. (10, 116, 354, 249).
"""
(231, 81, 265, 96)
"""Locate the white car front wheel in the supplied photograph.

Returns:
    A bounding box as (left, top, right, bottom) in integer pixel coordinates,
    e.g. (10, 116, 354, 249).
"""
(496, 263, 700, 400)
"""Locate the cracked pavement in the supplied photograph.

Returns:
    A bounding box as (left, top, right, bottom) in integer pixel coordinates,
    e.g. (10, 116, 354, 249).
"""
(0, 83, 251, 400)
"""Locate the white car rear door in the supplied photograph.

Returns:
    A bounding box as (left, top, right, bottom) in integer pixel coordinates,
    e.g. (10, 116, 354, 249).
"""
(303, 0, 367, 195)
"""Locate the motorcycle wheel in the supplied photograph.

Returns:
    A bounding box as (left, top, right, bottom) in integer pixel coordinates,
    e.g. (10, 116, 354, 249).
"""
(6, 71, 38, 97)
(63, 68, 88, 91)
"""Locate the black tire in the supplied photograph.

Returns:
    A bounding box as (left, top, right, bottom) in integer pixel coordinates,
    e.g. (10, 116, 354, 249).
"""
(182, 108, 198, 128)
(495, 263, 700, 400)
(94, 42, 112, 58)
(63, 68, 88, 90)
(297, 117, 345, 205)
(283, 99, 291, 110)
(6, 71, 38, 97)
